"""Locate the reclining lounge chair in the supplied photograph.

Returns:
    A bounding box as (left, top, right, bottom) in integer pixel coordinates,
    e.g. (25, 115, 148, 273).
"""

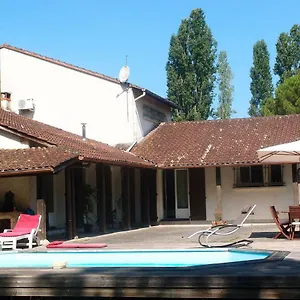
(188, 205, 256, 248)
(0, 214, 41, 250)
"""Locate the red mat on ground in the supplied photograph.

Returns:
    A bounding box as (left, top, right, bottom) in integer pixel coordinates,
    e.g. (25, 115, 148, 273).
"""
(46, 241, 107, 249)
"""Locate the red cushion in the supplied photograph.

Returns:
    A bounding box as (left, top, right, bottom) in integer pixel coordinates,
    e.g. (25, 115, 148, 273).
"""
(0, 230, 30, 237)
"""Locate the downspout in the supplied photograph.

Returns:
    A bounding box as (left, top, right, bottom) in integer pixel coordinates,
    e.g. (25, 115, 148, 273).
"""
(126, 89, 146, 152)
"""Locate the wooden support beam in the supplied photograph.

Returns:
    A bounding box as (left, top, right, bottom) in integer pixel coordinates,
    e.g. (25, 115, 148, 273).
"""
(71, 170, 77, 238)
(65, 167, 73, 240)
(96, 164, 106, 233)
(122, 167, 131, 229)
(36, 199, 46, 240)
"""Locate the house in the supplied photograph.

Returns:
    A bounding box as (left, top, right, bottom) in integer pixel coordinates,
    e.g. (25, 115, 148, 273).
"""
(0, 44, 177, 146)
(0, 108, 156, 239)
(132, 114, 300, 222)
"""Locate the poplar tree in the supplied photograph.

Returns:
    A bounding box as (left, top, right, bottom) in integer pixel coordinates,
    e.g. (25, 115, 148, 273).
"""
(166, 8, 217, 121)
(274, 24, 300, 84)
(249, 40, 273, 116)
(215, 51, 234, 119)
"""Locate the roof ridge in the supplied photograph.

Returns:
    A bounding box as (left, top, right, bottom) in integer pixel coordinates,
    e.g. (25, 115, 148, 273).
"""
(163, 114, 300, 125)
(0, 44, 177, 108)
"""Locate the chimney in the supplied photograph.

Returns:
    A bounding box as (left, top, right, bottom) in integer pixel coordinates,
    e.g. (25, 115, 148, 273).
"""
(81, 123, 87, 141)
(1, 92, 11, 111)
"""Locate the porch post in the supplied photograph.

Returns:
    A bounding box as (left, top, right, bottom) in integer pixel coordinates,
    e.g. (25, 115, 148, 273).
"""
(70, 170, 77, 238)
(96, 164, 106, 233)
(65, 167, 73, 239)
(36, 199, 46, 240)
(156, 170, 164, 222)
(122, 167, 131, 229)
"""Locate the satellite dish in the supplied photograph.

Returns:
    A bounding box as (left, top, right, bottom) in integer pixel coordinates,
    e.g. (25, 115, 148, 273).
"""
(119, 65, 130, 83)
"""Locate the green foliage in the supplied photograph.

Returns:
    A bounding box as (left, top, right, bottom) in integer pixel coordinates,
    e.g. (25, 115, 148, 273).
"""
(249, 40, 273, 117)
(261, 74, 300, 115)
(166, 8, 217, 121)
(274, 24, 300, 85)
(215, 51, 234, 119)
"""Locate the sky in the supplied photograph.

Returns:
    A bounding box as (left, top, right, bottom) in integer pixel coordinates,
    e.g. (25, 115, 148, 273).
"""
(1, 0, 300, 118)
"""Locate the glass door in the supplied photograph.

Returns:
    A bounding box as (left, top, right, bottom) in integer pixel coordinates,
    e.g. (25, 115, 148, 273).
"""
(175, 169, 190, 219)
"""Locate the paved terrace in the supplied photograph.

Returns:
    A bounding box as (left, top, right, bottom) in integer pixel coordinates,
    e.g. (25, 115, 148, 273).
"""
(2, 224, 300, 299)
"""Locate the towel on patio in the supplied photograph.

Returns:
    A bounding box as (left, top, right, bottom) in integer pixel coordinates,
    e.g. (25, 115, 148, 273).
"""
(46, 241, 107, 249)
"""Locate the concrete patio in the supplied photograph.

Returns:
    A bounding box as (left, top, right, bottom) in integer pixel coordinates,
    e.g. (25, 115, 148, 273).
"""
(53, 223, 300, 260)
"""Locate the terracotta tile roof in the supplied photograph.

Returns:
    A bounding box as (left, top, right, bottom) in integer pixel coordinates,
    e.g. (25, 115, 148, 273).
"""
(0, 147, 78, 175)
(132, 115, 300, 168)
(0, 44, 177, 109)
(0, 109, 154, 168)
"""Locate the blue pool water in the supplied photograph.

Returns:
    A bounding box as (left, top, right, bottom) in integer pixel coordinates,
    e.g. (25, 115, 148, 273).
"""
(0, 249, 269, 268)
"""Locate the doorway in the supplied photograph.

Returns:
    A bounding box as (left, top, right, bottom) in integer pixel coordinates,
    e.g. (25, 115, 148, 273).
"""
(175, 169, 190, 219)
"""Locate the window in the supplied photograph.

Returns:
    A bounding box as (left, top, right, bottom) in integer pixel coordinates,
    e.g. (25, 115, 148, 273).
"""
(234, 165, 284, 188)
(216, 167, 221, 185)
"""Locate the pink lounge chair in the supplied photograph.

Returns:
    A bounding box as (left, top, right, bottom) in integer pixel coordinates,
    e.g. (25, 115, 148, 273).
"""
(0, 214, 41, 250)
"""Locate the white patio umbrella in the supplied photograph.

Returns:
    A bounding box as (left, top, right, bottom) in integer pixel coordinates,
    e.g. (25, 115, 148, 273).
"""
(257, 140, 300, 205)
(257, 140, 300, 163)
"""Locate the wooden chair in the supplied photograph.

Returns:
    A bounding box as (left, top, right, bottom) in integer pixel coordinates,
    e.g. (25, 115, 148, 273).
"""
(269, 206, 291, 240)
(289, 206, 300, 240)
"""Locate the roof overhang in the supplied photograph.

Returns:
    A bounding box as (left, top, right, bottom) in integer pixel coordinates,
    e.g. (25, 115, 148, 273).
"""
(131, 86, 179, 109)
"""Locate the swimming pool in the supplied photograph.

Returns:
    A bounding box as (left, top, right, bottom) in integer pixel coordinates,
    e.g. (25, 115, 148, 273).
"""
(0, 249, 270, 268)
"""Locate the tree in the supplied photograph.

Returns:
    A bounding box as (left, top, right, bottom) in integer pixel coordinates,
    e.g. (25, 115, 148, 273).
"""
(261, 74, 300, 115)
(274, 24, 300, 84)
(166, 8, 217, 121)
(248, 40, 273, 117)
(215, 51, 234, 119)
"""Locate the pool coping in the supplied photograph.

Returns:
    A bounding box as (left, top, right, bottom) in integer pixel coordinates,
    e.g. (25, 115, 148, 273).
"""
(0, 248, 298, 299)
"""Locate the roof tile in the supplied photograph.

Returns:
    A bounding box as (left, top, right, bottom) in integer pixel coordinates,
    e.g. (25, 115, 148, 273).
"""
(132, 115, 300, 168)
(0, 147, 77, 173)
(0, 109, 154, 168)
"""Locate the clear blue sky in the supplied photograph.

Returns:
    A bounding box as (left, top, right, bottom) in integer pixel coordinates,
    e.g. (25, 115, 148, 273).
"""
(1, 0, 300, 118)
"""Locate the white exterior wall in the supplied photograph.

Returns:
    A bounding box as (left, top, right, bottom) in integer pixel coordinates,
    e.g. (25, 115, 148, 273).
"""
(0, 130, 29, 149)
(205, 165, 294, 221)
(0, 48, 171, 146)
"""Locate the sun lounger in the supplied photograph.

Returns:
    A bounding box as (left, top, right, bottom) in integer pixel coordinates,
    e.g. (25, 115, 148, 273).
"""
(188, 205, 256, 248)
(46, 241, 107, 249)
(0, 214, 41, 250)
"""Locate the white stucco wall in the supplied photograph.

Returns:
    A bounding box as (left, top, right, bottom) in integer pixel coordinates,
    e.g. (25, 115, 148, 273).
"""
(205, 165, 294, 222)
(0, 48, 171, 146)
(0, 130, 29, 149)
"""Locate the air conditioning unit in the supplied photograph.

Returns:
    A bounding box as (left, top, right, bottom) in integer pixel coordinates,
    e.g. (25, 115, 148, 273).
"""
(18, 98, 35, 111)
